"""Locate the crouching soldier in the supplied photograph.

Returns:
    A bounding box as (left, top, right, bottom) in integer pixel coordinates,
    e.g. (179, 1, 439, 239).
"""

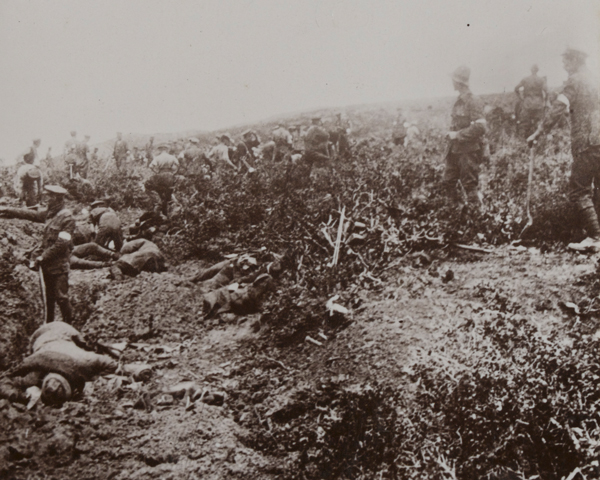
(0, 322, 150, 406)
(89, 198, 123, 251)
(145, 143, 179, 217)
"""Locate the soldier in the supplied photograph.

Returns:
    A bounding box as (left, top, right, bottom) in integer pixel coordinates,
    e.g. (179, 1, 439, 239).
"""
(392, 108, 407, 146)
(179, 137, 203, 174)
(303, 117, 330, 170)
(528, 47, 600, 252)
(74, 135, 90, 179)
(33, 185, 76, 323)
(15, 140, 43, 206)
(207, 134, 237, 169)
(89, 199, 123, 251)
(514, 65, 548, 137)
(146, 143, 179, 216)
(234, 130, 260, 171)
(333, 113, 351, 159)
(19, 138, 41, 166)
(443, 65, 487, 209)
(89, 147, 99, 166)
(271, 125, 293, 162)
(113, 132, 129, 171)
(144, 136, 155, 165)
(43, 147, 54, 170)
(64, 131, 77, 158)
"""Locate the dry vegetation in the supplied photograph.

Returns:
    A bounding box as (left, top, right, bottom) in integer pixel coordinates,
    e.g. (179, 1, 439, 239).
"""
(2, 93, 600, 479)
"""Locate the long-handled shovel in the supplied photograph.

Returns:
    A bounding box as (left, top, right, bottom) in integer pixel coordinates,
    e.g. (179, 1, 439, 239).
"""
(520, 145, 536, 237)
(38, 265, 47, 324)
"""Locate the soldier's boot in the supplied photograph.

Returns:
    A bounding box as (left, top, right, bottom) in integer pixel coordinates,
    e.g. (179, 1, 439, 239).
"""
(568, 199, 600, 253)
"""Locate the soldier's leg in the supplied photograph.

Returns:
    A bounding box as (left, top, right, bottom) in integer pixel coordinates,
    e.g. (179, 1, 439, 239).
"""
(113, 229, 124, 252)
(42, 270, 57, 323)
(459, 152, 481, 206)
(54, 273, 73, 324)
(70, 256, 106, 270)
(569, 148, 600, 239)
(73, 242, 117, 260)
(94, 227, 110, 249)
(442, 153, 461, 202)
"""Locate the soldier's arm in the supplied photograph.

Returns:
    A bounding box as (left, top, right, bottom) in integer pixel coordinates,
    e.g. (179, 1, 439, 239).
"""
(536, 81, 573, 135)
(455, 97, 486, 143)
(514, 80, 524, 95)
(40, 215, 76, 265)
(0, 207, 46, 223)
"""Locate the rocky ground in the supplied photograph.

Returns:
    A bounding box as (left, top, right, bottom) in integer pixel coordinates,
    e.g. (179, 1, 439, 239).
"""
(1, 224, 596, 478)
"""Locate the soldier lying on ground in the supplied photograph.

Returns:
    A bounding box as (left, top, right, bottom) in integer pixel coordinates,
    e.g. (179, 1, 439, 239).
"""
(188, 254, 281, 317)
(109, 238, 167, 279)
(0, 322, 151, 407)
(70, 242, 120, 270)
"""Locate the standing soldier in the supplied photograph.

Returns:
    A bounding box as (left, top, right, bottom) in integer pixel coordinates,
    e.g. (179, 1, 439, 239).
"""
(443, 65, 487, 209)
(89, 199, 123, 251)
(179, 137, 203, 174)
(514, 65, 548, 138)
(333, 113, 351, 159)
(113, 132, 129, 171)
(234, 130, 260, 171)
(15, 140, 43, 206)
(146, 143, 179, 217)
(392, 108, 408, 146)
(74, 135, 90, 179)
(33, 185, 76, 323)
(64, 131, 77, 159)
(528, 47, 600, 252)
(144, 136, 155, 166)
(43, 147, 54, 170)
(303, 117, 330, 170)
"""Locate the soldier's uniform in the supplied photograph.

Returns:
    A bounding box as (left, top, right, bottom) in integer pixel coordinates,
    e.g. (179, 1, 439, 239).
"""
(35, 186, 76, 323)
(515, 68, 547, 137)
(74, 140, 89, 178)
(146, 146, 179, 216)
(304, 119, 330, 169)
(535, 49, 600, 248)
(443, 66, 486, 206)
(113, 137, 129, 171)
(15, 149, 43, 207)
(180, 138, 203, 174)
(90, 203, 123, 251)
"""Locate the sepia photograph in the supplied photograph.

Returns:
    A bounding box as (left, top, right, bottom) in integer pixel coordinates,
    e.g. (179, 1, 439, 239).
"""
(0, 1, 599, 478)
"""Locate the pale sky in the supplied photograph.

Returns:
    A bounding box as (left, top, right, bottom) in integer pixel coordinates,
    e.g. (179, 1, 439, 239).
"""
(0, 0, 598, 162)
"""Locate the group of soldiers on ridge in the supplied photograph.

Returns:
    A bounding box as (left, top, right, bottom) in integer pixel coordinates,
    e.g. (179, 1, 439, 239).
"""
(1, 44, 599, 334)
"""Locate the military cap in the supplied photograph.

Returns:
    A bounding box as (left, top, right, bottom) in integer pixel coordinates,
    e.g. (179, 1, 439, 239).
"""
(451, 65, 470, 86)
(220, 134, 233, 143)
(189, 137, 200, 144)
(41, 373, 72, 406)
(563, 46, 588, 60)
(156, 143, 170, 150)
(90, 199, 108, 208)
(33, 138, 41, 144)
(311, 116, 322, 123)
(242, 129, 257, 138)
(44, 185, 68, 195)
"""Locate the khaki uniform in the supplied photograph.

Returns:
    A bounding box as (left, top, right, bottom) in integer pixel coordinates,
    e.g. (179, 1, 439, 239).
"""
(90, 207, 123, 251)
(36, 207, 76, 323)
(113, 139, 129, 170)
(515, 74, 547, 137)
(147, 152, 179, 215)
(443, 89, 486, 204)
(541, 66, 600, 237)
(304, 125, 330, 168)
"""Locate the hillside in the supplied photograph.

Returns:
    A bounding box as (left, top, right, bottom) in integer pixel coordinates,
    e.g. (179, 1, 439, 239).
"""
(2, 93, 599, 480)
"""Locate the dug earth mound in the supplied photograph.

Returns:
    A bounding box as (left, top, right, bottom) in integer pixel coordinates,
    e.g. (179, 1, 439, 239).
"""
(3, 99, 600, 479)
